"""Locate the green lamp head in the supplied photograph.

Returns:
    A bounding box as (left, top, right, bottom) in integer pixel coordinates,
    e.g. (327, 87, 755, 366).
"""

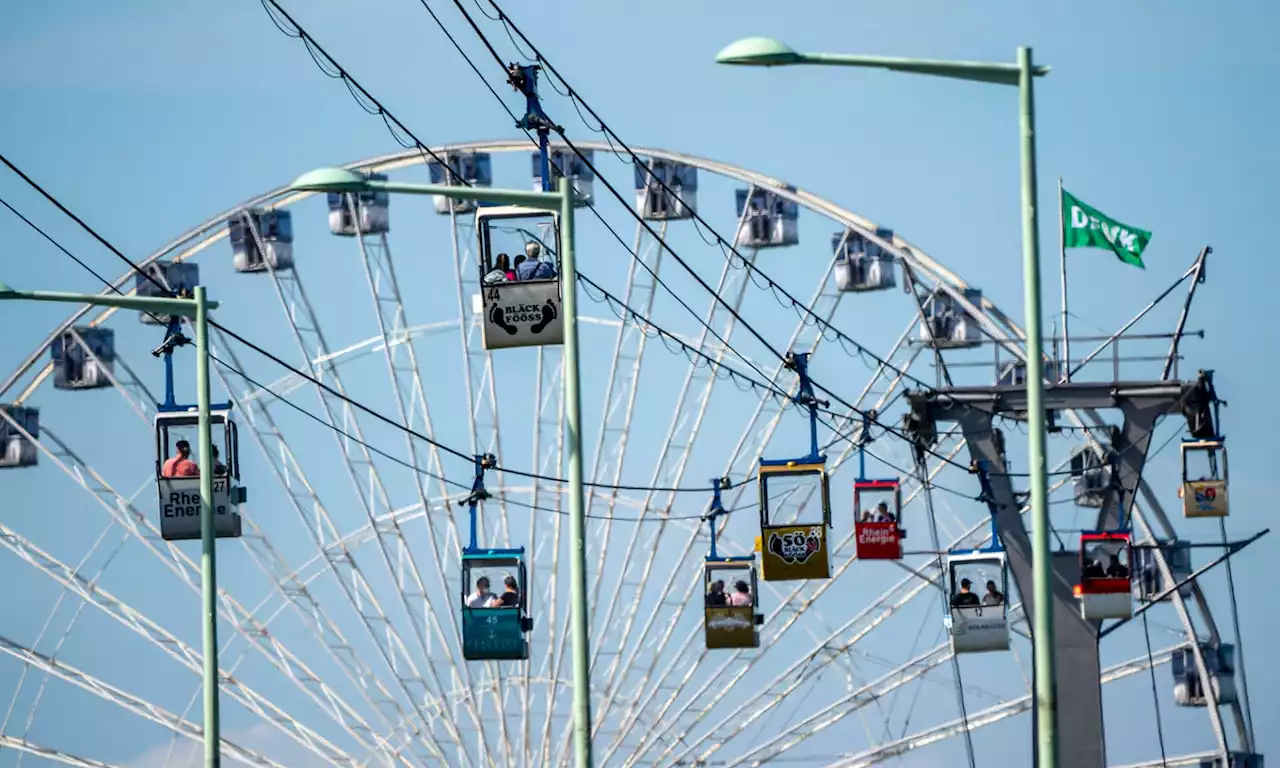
(289, 167, 370, 193)
(715, 37, 803, 67)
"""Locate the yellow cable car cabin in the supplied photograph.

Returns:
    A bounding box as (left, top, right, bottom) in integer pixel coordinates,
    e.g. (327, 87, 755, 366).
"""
(702, 478, 764, 649)
(1179, 439, 1229, 518)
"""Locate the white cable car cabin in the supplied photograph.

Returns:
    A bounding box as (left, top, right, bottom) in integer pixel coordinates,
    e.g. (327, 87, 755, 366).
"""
(634, 159, 697, 221)
(704, 558, 764, 649)
(1179, 439, 1229, 518)
(0, 405, 39, 469)
(1069, 446, 1110, 508)
(134, 261, 200, 325)
(154, 408, 245, 541)
(1076, 531, 1132, 620)
(735, 188, 798, 249)
(1172, 643, 1238, 707)
(1132, 539, 1193, 603)
(475, 205, 563, 350)
(229, 210, 294, 274)
(946, 550, 1010, 653)
(51, 327, 115, 390)
(532, 149, 594, 207)
(833, 228, 896, 292)
(853, 479, 904, 560)
(428, 152, 493, 215)
(326, 174, 389, 236)
(919, 288, 983, 348)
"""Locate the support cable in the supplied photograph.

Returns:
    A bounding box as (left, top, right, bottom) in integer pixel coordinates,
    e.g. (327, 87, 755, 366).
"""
(1141, 610, 1169, 767)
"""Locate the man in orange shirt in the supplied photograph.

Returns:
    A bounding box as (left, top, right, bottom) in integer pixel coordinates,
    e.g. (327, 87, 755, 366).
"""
(162, 439, 200, 477)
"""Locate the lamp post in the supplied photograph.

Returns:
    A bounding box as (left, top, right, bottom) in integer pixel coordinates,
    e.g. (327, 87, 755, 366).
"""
(290, 168, 593, 767)
(0, 281, 224, 767)
(715, 38, 1057, 768)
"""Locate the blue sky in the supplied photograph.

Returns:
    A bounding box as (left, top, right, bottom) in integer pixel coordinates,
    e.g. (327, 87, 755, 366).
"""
(0, 1, 1275, 766)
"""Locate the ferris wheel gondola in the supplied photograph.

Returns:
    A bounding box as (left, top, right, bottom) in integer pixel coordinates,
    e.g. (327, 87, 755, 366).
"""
(702, 478, 764, 650)
(833, 227, 897, 293)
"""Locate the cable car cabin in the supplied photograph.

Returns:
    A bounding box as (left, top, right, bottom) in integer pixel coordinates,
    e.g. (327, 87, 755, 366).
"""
(1172, 643, 1238, 707)
(734, 189, 798, 249)
(757, 460, 831, 581)
(134, 261, 200, 325)
(1199, 754, 1265, 768)
(1068, 446, 1110, 508)
(532, 149, 594, 207)
(475, 206, 563, 350)
(996, 359, 1063, 388)
(919, 288, 983, 348)
(461, 549, 532, 661)
(833, 228, 896, 292)
(946, 551, 1010, 653)
(154, 408, 245, 541)
(854, 479, 903, 560)
(0, 405, 39, 469)
(1076, 531, 1132, 621)
(1132, 539, 1193, 603)
(428, 152, 493, 215)
(228, 210, 293, 274)
(50, 327, 115, 390)
(326, 174, 389, 236)
(1180, 440, 1229, 518)
(704, 558, 764, 649)
(634, 159, 698, 221)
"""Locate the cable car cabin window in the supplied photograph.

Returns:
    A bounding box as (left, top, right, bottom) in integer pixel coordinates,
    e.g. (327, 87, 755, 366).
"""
(153, 410, 244, 541)
(1172, 644, 1237, 707)
(734, 189, 798, 249)
(833, 228, 896, 293)
(1077, 533, 1132, 620)
(947, 554, 1009, 653)
(0, 405, 39, 469)
(1180, 440, 1229, 518)
(475, 206, 564, 350)
(758, 464, 831, 582)
(854, 480, 903, 560)
(461, 555, 530, 661)
(634, 160, 698, 221)
(51, 327, 116, 390)
(428, 152, 493, 214)
(134, 261, 200, 325)
(1132, 540, 1193, 603)
(703, 561, 762, 649)
(532, 149, 594, 207)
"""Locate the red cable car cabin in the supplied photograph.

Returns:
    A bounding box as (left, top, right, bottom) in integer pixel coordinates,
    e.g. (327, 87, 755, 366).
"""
(854, 479, 903, 560)
(1076, 530, 1133, 620)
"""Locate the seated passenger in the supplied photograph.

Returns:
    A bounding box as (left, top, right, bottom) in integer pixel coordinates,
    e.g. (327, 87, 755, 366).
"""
(982, 580, 1004, 606)
(495, 575, 520, 607)
(706, 580, 727, 607)
(1106, 554, 1129, 579)
(952, 578, 980, 608)
(211, 444, 228, 476)
(516, 241, 557, 281)
(162, 440, 200, 478)
(466, 576, 495, 608)
(512, 254, 527, 279)
(859, 511, 873, 523)
(728, 580, 752, 607)
(483, 254, 513, 285)
(1083, 558, 1106, 578)
(875, 501, 895, 523)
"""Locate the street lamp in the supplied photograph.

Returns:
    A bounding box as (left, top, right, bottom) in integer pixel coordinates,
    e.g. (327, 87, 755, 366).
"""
(291, 168, 594, 768)
(0, 282, 224, 767)
(717, 38, 1058, 767)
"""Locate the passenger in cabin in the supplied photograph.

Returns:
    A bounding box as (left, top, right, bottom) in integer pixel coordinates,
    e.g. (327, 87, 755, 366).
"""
(495, 575, 520, 608)
(859, 511, 874, 523)
(728, 580, 752, 607)
(952, 578, 980, 608)
(706, 580, 727, 607)
(211, 445, 228, 477)
(982, 581, 1004, 606)
(466, 576, 495, 608)
(483, 254, 512, 285)
(875, 501, 895, 523)
(512, 254, 527, 278)
(1106, 554, 1129, 579)
(162, 440, 200, 478)
(1083, 558, 1106, 578)
(517, 241, 557, 281)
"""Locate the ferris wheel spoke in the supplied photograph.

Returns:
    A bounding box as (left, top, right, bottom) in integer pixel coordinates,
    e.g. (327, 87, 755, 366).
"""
(0, 735, 124, 768)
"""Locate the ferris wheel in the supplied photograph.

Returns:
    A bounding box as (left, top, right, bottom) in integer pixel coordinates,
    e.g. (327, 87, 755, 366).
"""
(0, 140, 1255, 768)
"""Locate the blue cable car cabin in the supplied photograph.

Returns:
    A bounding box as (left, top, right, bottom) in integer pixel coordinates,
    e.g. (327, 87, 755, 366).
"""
(475, 205, 563, 350)
(1180, 438, 1229, 518)
(427, 152, 493, 215)
(0, 405, 39, 469)
(734, 188, 798, 249)
(461, 549, 532, 661)
(1132, 539, 1193, 603)
(634, 159, 698, 221)
(918, 288, 983, 348)
(134, 261, 200, 325)
(1076, 530, 1132, 621)
(853, 479, 904, 560)
(1068, 446, 1110, 508)
(946, 549, 1010, 653)
(1172, 643, 1238, 706)
(154, 407, 245, 541)
(326, 174, 389, 236)
(532, 149, 594, 207)
(50, 327, 115, 390)
(833, 228, 896, 292)
(229, 210, 294, 274)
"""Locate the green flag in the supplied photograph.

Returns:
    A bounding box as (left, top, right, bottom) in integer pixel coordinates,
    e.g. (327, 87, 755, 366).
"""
(1061, 189, 1152, 268)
